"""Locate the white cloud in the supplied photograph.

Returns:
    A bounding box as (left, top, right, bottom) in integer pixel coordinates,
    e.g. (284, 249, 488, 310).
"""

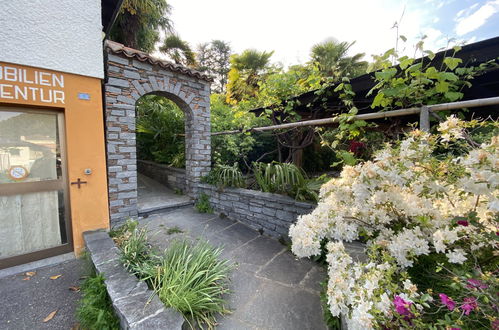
(455, 0, 499, 36)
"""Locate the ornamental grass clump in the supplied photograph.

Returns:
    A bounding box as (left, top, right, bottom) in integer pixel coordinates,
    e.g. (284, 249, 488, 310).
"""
(149, 240, 233, 329)
(113, 222, 233, 330)
(289, 117, 498, 329)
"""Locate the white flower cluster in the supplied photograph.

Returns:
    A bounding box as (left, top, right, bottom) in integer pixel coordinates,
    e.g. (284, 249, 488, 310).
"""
(437, 114, 465, 142)
(289, 118, 498, 328)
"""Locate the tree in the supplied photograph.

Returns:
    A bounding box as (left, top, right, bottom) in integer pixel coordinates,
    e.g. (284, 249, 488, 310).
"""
(226, 49, 274, 103)
(310, 38, 367, 80)
(110, 0, 173, 52)
(196, 40, 232, 93)
(160, 35, 196, 67)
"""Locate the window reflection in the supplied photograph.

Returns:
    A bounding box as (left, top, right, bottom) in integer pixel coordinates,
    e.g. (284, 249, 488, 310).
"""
(0, 111, 61, 183)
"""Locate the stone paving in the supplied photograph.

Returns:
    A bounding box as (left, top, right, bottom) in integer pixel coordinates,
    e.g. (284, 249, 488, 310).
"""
(141, 208, 328, 330)
(137, 173, 192, 215)
(0, 259, 84, 330)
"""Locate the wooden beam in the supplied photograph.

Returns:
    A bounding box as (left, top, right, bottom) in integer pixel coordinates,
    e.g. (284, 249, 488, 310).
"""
(211, 96, 499, 136)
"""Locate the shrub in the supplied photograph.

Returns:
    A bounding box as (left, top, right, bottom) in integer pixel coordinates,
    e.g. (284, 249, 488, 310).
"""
(149, 240, 233, 329)
(290, 117, 499, 329)
(195, 193, 213, 213)
(253, 161, 323, 201)
(201, 163, 245, 188)
(77, 272, 119, 330)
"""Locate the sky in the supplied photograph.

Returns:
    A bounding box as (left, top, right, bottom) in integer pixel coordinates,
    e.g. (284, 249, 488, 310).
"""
(165, 0, 499, 66)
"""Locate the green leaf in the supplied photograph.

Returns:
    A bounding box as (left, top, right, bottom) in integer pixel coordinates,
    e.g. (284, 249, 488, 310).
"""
(375, 68, 397, 81)
(399, 35, 407, 42)
(444, 91, 463, 101)
(424, 50, 435, 60)
(435, 81, 449, 93)
(443, 57, 462, 70)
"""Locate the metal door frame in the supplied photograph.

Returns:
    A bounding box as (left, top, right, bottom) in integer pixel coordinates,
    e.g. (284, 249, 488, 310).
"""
(0, 106, 73, 269)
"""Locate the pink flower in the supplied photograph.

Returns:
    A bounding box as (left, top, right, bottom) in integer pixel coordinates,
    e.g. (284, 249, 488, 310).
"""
(450, 328, 461, 330)
(461, 297, 477, 315)
(492, 319, 499, 330)
(439, 293, 456, 311)
(466, 278, 488, 290)
(393, 295, 413, 318)
(457, 220, 469, 226)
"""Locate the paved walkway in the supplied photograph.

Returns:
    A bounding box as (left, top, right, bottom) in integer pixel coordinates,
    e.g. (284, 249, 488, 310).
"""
(0, 259, 84, 330)
(137, 173, 192, 215)
(141, 208, 328, 330)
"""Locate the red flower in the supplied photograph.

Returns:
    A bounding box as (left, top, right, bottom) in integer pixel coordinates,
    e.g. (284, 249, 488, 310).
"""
(348, 140, 366, 156)
(456, 220, 469, 226)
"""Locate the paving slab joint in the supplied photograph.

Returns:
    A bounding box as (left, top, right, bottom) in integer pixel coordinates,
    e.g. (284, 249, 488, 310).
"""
(83, 230, 185, 329)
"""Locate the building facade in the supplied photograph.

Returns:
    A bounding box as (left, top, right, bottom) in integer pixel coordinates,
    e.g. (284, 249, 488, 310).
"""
(0, 0, 119, 268)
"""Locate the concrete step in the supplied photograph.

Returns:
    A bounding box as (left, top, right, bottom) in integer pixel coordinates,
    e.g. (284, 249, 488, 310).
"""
(138, 201, 194, 217)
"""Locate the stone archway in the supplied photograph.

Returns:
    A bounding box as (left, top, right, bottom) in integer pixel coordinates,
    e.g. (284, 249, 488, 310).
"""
(104, 41, 212, 224)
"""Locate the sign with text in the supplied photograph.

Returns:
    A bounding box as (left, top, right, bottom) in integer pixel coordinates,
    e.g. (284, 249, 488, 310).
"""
(0, 64, 65, 104)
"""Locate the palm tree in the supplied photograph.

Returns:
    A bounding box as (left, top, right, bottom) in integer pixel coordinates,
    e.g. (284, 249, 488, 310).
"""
(226, 49, 274, 103)
(160, 35, 197, 67)
(110, 0, 173, 52)
(310, 39, 367, 80)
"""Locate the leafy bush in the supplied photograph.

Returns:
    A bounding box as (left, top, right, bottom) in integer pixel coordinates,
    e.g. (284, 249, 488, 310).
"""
(136, 95, 185, 167)
(148, 240, 233, 329)
(290, 117, 499, 329)
(77, 272, 119, 330)
(195, 192, 213, 213)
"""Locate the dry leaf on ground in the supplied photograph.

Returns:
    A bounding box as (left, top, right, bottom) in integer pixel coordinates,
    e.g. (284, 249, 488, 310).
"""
(43, 310, 57, 322)
(69, 286, 80, 292)
(25, 271, 36, 277)
(50, 275, 62, 280)
(22, 277, 31, 281)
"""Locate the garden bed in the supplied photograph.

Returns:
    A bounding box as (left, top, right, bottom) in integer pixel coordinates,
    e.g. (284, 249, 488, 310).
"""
(197, 183, 315, 239)
(83, 230, 184, 329)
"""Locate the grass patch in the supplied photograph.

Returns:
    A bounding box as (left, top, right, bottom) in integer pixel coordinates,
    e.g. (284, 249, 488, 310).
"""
(166, 226, 183, 235)
(76, 268, 119, 330)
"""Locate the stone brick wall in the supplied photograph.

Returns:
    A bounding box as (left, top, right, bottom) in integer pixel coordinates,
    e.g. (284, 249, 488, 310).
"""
(138, 160, 186, 193)
(104, 45, 212, 224)
(196, 183, 315, 239)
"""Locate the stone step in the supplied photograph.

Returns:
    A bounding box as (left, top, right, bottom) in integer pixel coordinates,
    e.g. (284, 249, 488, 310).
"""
(138, 201, 194, 217)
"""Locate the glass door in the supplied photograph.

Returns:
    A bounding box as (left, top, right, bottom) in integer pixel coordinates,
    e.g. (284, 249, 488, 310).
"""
(0, 107, 72, 269)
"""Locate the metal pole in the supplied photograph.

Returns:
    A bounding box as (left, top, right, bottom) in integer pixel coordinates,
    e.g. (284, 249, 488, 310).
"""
(420, 106, 430, 132)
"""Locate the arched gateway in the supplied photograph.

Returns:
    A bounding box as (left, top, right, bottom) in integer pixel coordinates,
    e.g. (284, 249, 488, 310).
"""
(104, 41, 212, 224)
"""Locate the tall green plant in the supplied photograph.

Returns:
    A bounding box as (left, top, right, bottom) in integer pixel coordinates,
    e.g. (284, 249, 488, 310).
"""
(147, 240, 233, 329)
(253, 161, 305, 193)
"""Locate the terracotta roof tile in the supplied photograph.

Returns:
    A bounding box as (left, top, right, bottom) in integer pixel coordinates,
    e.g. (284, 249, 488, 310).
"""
(105, 40, 213, 82)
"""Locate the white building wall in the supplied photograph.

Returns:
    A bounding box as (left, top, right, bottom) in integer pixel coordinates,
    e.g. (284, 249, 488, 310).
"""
(0, 0, 104, 79)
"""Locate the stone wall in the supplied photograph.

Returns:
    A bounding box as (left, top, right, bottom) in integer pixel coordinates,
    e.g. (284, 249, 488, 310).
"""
(104, 41, 212, 224)
(196, 184, 315, 239)
(138, 160, 186, 193)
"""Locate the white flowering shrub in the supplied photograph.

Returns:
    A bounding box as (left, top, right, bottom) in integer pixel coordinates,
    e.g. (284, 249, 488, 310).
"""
(290, 117, 498, 329)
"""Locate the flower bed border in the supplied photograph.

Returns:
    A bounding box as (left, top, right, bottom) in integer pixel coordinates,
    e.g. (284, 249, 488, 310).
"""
(196, 183, 315, 239)
(83, 230, 184, 329)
